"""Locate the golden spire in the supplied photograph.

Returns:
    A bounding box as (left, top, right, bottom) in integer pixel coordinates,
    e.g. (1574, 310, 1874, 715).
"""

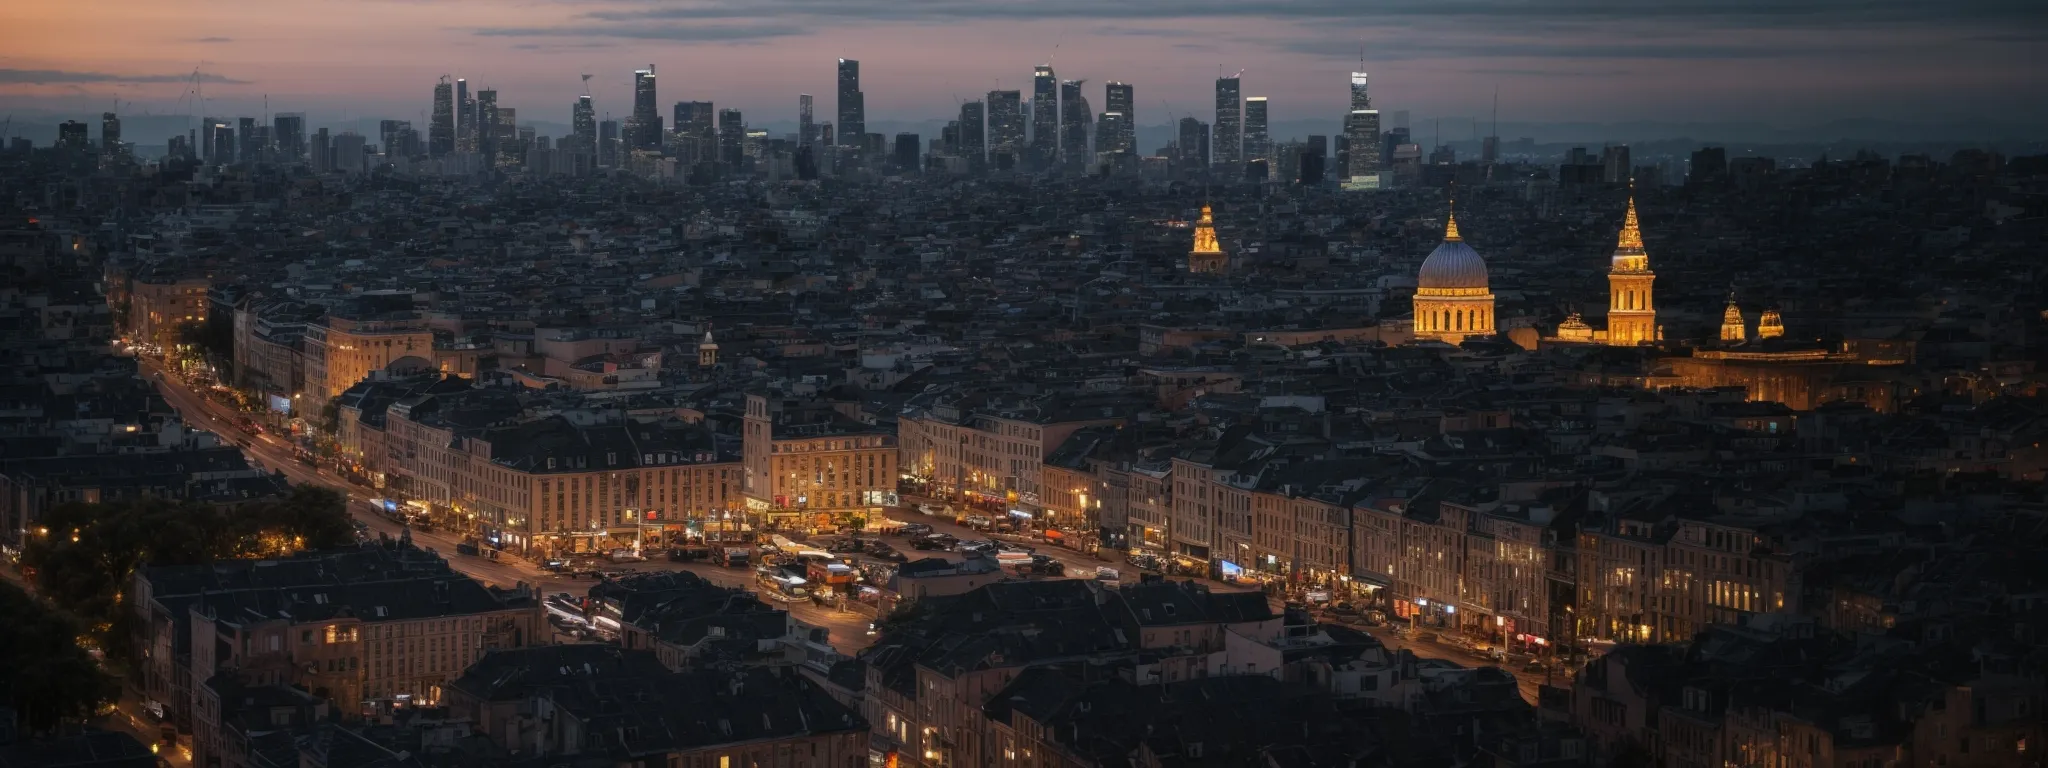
(1444, 198, 1463, 242)
(1616, 184, 1643, 251)
(1191, 203, 1222, 255)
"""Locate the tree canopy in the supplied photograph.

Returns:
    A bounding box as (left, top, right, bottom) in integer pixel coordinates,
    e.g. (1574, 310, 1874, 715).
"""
(0, 581, 118, 735)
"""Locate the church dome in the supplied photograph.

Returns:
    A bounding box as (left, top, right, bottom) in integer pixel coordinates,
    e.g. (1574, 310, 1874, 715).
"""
(1417, 210, 1489, 291)
(1418, 239, 1489, 290)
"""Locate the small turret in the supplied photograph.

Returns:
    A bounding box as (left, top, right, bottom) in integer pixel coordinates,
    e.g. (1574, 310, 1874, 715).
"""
(1720, 293, 1748, 343)
(697, 328, 719, 368)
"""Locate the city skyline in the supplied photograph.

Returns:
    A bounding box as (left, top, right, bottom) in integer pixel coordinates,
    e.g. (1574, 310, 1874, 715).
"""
(2, 0, 2043, 131)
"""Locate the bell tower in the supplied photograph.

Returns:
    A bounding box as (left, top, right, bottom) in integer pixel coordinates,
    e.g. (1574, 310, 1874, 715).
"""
(697, 328, 719, 368)
(1188, 204, 1228, 274)
(1605, 185, 1659, 345)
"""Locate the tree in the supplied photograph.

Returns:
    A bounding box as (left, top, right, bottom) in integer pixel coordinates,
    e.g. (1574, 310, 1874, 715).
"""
(0, 581, 119, 734)
(20, 486, 358, 666)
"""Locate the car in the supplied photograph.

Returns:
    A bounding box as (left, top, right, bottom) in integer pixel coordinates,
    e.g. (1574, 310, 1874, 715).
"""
(900, 523, 933, 536)
(910, 536, 952, 551)
(541, 559, 569, 572)
(964, 515, 993, 530)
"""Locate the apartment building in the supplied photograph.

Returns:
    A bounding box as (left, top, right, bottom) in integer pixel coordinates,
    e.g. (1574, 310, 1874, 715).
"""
(743, 392, 897, 527)
(303, 309, 436, 401)
(132, 541, 544, 748)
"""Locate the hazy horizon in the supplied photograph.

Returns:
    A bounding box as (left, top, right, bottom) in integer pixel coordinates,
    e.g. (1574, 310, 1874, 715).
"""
(4, 0, 2044, 137)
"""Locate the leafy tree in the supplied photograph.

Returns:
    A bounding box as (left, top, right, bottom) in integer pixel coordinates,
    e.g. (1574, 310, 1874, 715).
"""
(0, 581, 119, 734)
(20, 485, 357, 665)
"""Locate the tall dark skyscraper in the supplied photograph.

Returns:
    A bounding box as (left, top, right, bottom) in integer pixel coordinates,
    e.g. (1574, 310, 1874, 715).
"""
(1213, 75, 1242, 169)
(986, 90, 1023, 171)
(1344, 71, 1381, 187)
(674, 101, 716, 165)
(310, 128, 330, 172)
(572, 95, 597, 159)
(799, 94, 816, 147)
(380, 120, 408, 158)
(893, 132, 920, 173)
(455, 78, 475, 153)
(273, 112, 305, 165)
(1243, 96, 1270, 166)
(1100, 81, 1135, 156)
(836, 59, 864, 146)
(1178, 117, 1208, 170)
(598, 120, 619, 168)
(474, 92, 497, 161)
(957, 101, 985, 167)
(99, 112, 121, 163)
(632, 67, 660, 150)
(430, 78, 455, 156)
(238, 117, 259, 164)
(1030, 65, 1058, 170)
(1059, 79, 1090, 173)
(718, 108, 745, 171)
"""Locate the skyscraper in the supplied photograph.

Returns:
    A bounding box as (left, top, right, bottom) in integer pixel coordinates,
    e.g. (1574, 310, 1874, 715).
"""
(1344, 71, 1381, 187)
(799, 94, 816, 147)
(208, 122, 234, 165)
(674, 101, 716, 165)
(239, 117, 259, 164)
(1101, 81, 1135, 155)
(1031, 66, 1058, 169)
(893, 133, 920, 173)
(1059, 79, 1090, 174)
(99, 112, 121, 166)
(572, 95, 597, 159)
(380, 120, 408, 158)
(430, 78, 455, 156)
(1243, 96, 1270, 166)
(495, 109, 518, 166)
(332, 131, 365, 174)
(1213, 75, 1241, 169)
(455, 78, 474, 153)
(273, 112, 306, 165)
(1177, 117, 1208, 170)
(958, 100, 985, 167)
(985, 90, 1023, 171)
(836, 59, 864, 145)
(310, 128, 330, 172)
(632, 67, 660, 149)
(718, 108, 745, 171)
(474, 91, 497, 161)
(598, 120, 619, 168)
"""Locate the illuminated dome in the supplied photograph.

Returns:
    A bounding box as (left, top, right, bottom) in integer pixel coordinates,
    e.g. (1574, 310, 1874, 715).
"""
(1416, 212, 1489, 291)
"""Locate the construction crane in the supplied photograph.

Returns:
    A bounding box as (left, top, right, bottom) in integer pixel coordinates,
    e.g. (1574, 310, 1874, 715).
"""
(580, 74, 593, 98)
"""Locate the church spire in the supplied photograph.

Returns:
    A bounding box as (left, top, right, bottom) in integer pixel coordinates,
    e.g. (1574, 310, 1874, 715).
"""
(1616, 184, 1643, 251)
(1444, 198, 1463, 242)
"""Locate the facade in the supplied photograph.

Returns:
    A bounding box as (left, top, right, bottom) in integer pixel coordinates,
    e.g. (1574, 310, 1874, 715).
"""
(743, 393, 897, 526)
(1058, 79, 1091, 174)
(126, 273, 210, 349)
(1411, 208, 1496, 344)
(799, 93, 816, 147)
(302, 312, 435, 402)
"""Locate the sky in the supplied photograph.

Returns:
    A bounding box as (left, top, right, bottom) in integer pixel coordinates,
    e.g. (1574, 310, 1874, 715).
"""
(2, 0, 2043, 133)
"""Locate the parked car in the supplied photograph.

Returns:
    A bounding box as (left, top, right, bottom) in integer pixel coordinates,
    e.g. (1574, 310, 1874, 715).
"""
(910, 534, 956, 550)
(964, 515, 993, 530)
(900, 523, 933, 536)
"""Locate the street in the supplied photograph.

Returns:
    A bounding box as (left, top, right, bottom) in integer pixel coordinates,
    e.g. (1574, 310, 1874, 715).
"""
(142, 358, 1545, 702)
(140, 358, 878, 652)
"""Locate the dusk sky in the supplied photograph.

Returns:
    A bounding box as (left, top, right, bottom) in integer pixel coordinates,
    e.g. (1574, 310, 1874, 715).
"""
(3, 0, 2043, 130)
